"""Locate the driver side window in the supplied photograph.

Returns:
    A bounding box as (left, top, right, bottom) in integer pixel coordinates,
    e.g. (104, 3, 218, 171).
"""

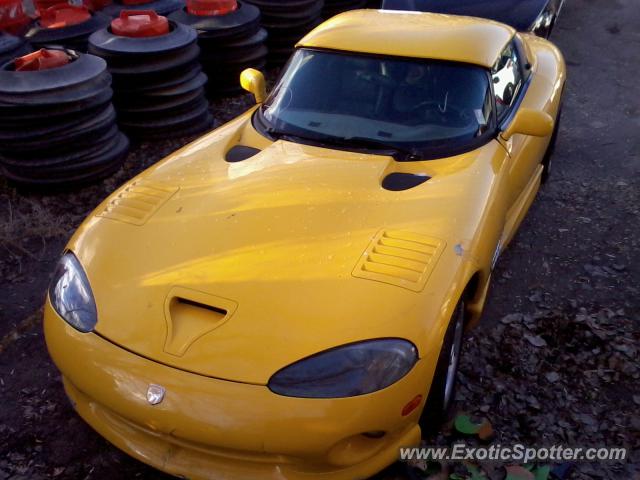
(492, 42, 524, 121)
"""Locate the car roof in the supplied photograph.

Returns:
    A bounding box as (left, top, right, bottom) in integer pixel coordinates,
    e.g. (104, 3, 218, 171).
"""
(382, 0, 548, 31)
(297, 9, 515, 68)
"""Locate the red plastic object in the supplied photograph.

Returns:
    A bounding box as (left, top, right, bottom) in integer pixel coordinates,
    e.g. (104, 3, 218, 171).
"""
(83, 0, 112, 11)
(120, 0, 153, 6)
(111, 10, 169, 37)
(14, 48, 70, 71)
(40, 4, 91, 29)
(186, 0, 237, 16)
(0, 0, 31, 35)
(34, 0, 68, 15)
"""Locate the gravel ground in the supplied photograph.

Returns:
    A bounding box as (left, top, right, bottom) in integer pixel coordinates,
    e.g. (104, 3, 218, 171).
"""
(1, 0, 639, 478)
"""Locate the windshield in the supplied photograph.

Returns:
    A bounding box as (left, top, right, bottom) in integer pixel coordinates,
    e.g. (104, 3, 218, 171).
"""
(257, 49, 495, 160)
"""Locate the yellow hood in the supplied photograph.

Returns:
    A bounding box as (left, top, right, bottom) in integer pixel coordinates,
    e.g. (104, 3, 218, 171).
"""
(69, 114, 505, 384)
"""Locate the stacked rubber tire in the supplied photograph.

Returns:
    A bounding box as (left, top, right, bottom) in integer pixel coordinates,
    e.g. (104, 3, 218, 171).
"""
(170, 0, 267, 96)
(88, 11, 212, 138)
(0, 48, 129, 186)
(0, 33, 32, 66)
(243, 0, 323, 65)
(102, 0, 185, 17)
(27, 5, 111, 52)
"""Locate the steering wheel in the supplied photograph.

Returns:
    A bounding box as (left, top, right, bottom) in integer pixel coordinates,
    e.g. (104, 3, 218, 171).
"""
(356, 70, 398, 114)
(409, 100, 474, 128)
(356, 70, 398, 89)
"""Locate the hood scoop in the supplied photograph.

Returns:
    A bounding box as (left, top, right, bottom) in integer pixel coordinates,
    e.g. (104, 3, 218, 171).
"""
(225, 145, 261, 163)
(97, 180, 178, 226)
(382, 172, 430, 191)
(163, 287, 238, 357)
(353, 230, 445, 292)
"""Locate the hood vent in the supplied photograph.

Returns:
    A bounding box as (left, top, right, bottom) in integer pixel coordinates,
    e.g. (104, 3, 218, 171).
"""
(97, 180, 178, 226)
(163, 287, 238, 357)
(382, 172, 430, 191)
(225, 145, 261, 163)
(353, 230, 445, 292)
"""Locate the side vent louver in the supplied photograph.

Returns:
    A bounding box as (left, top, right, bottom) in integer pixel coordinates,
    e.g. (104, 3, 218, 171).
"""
(97, 180, 178, 226)
(352, 230, 446, 292)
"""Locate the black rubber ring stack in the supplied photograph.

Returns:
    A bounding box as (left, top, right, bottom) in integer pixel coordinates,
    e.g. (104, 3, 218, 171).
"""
(102, 0, 185, 17)
(26, 12, 111, 53)
(88, 19, 213, 138)
(0, 49, 129, 186)
(321, 0, 367, 19)
(243, 0, 323, 65)
(0, 33, 32, 68)
(169, 1, 267, 96)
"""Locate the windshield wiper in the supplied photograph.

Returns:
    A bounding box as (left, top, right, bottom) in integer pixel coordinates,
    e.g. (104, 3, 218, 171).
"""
(312, 135, 421, 161)
(337, 136, 422, 161)
(265, 127, 421, 161)
(265, 127, 309, 143)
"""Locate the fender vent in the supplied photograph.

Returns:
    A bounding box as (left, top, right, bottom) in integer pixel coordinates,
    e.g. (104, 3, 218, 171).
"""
(352, 230, 445, 292)
(97, 180, 178, 226)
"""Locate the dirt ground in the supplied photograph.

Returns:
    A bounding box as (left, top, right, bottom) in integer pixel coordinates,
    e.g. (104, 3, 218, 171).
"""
(0, 0, 639, 478)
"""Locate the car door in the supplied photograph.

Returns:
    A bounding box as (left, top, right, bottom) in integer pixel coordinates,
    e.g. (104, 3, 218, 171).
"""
(493, 38, 547, 207)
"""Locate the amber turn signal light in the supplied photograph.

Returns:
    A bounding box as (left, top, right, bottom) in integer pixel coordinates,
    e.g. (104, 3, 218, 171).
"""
(401, 395, 423, 416)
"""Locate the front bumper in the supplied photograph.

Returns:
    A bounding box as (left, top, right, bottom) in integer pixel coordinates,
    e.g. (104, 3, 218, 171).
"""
(44, 303, 429, 479)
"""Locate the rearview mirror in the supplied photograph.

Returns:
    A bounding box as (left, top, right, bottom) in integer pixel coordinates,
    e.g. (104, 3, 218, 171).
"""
(501, 108, 554, 141)
(240, 68, 267, 104)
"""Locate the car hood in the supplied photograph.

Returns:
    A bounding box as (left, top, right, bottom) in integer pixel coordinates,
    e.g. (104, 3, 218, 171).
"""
(69, 113, 504, 384)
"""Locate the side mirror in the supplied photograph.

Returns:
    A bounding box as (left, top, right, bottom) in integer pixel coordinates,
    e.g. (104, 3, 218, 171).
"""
(501, 108, 554, 141)
(240, 68, 267, 104)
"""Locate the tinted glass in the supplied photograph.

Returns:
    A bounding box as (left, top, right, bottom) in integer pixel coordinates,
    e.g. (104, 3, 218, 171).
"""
(492, 43, 524, 120)
(259, 49, 494, 156)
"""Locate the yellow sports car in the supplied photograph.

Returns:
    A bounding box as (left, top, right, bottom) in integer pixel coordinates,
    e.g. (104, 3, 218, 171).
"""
(44, 9, 565, 480)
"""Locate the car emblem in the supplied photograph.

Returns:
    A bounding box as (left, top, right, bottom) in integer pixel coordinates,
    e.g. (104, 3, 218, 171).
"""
(146, 384, 166, 405)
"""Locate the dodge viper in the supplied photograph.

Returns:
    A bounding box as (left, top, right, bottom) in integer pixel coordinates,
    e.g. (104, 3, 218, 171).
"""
(382, 0, 565, 38)
(44, 9, 566, 480)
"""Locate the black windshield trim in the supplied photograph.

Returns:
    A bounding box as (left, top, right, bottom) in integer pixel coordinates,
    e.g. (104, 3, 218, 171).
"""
(254, 47, 500, 162)
(254, 112, 497, 161)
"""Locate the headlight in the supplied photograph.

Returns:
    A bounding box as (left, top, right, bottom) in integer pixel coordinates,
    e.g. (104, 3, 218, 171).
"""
(48, 252, 97, 333)
(268, 339, 418, 398)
